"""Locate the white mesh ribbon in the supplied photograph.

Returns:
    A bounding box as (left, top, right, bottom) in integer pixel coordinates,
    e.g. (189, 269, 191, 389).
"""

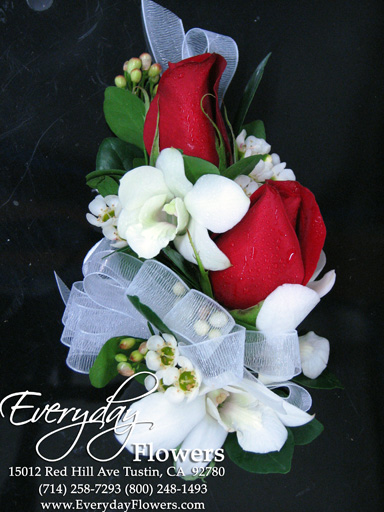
(141, 0, 238, 103)
(244, 330, 302, 382)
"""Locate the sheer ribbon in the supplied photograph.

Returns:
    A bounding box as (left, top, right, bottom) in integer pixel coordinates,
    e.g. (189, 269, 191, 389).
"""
(57, 239, 310, 410)
(141, 0, 238, 104)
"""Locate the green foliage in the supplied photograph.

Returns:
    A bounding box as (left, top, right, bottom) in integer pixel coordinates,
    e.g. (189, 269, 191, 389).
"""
(183, 155, 220, 184)
(149, 102, 160, 167)
(96, 137, 143, 172)
(289, 418, 324, 446)
(187, 231, 214, 299)
(104, 87, 146, 150)
(230, 302, 263, 330)
(224, 429, 294, 474)
(86, 169, 126, 197)
(293, 369, 344, 389)
(161, 246, 201, 290)
(233, 53, 271, 135)
(222, 154, 263, 180)
(242, 120, 266, 140)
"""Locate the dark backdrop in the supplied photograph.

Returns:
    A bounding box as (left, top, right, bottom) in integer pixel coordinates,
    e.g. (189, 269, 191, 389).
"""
(1, 1, 383, 511)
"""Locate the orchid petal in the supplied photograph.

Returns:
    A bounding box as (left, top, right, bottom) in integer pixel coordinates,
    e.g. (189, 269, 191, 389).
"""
(177, 414, 228, 475)
(307, 270, 336, 298)
(118, 166, 172, 211)
(299, 331, 330, 379)
(219, 396, 288, 453)
(256, 284, 320, 333)
(309, 250, 326, 282)
(184, 175, 250, 233)
(275, 401, 314, 427)
(174, 218, 231, 271)
(115, 393, 206, 453)
(125, 219, 177, 259)
(156, 148, 193, 199)
(163, 197, 190, 234)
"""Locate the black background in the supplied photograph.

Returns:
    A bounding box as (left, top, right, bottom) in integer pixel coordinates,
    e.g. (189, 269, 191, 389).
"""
(0, 1, 383, 511)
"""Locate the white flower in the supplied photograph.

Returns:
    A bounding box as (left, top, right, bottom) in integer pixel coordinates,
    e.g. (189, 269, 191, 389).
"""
(86, 194, 127, 248)
(235, 153, 296, 198)
(117, 148, 250, 270)
(115, 376, 313, 475)
(145, 334, 179, 371)
(236, 129, 271, 157)
(299, 331, 330, 379)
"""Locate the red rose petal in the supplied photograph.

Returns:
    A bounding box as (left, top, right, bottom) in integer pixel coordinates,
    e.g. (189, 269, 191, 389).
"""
(143, 53, 230, 166)
(210, 183, 305, 309)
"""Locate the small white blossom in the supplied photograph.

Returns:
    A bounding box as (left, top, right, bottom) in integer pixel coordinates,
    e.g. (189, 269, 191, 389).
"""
(145, 333, 179, 371)
(250, 153, 296, 182)
(236, 129, 271, 157)
(86, 194, 127, 248)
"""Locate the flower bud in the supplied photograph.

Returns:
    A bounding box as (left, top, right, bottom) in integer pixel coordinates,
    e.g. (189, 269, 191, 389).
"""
(114, 75, 127, 88)
(117, 362, 135, 377)
(148, 63, 162, 78)
(130, 69, 142, 84)
(139, 52, 152, 71)
(115, 353, 128, 363)
(138, 342, 148, 355)
(126, 57, 142, 73)
(123, 60, 130, 72)
(129, 350, 144, 363)
(119, 337, 136, 350)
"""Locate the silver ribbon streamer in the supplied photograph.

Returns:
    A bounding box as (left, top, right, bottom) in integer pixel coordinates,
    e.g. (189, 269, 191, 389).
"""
(57, 239, 310, 409)
(141, 0, 239, 104)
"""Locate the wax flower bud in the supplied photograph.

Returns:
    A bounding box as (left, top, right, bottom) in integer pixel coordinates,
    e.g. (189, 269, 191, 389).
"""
(117, 362, 134, 377)
(114, 75, 127, 88)
(119, 337, 136, 350)
(126, 57, 142, 73)
(115, 353, 128, 363)
(148, 63, 162, 78)
(138, 342, 148, 355)
(131, 68, 142, 84)
(129, 350, 144, 363)
(140, 52, 152, 70)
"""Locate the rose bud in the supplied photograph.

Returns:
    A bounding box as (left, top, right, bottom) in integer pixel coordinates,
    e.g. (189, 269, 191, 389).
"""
(144, 54, 231, 166)
(139, 52, 152, 70)
(210, 181, 326, 309)
(114, 75, 127, 88)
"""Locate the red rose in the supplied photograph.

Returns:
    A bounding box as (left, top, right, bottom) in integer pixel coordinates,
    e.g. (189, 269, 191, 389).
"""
(143, 53, 231, 166)
(210, 180, 326, 309)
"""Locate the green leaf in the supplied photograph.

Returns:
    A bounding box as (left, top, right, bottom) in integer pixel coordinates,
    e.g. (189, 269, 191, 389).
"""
(183, 155, 220, 184)
(224, 430, 294, 474)
(104, 87, 146, 150)
(200, 93, 227, 171)
(293, 369, 344, 390)
(86, 169, 126, 196)
(242, 120, 266, 140)
(230, 302, 263, 330)
(222, 154, 263, 180)
(149, 102, 160, 167)
(96, 137, 143, 172)
(233, 53, 271, 135)
(289, 419, 324, 446)
(133, 157, 146, 167)
(161, 246, 201, 290)
(97, 176, 119, 196)
(127, 295, 172, 334)
(187, 231, 214, 299)
(223, 103, 239, 163)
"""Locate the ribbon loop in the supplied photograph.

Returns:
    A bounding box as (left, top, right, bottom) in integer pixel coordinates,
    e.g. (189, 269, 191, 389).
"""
(244, 330, 301, 382)
(141, 0, 238, 104)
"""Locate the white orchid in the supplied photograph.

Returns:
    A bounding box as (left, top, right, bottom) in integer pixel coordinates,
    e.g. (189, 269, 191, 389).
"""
(86, 194, 127, 248)
(256, 251, 336, 335)
(299, 331, 330, 379)
(117, 148, 250, 270)
(115, 376, 313, 475)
